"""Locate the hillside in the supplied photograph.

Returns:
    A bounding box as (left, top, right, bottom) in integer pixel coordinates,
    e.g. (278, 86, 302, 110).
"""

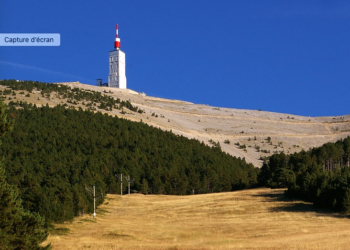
(44, 188, 350, 250)
(2, 81, 350, 167)
(0, 98, 258, 223)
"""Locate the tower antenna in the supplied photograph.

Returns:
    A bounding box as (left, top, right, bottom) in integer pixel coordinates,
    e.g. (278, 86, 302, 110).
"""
(114, 24, 120, 49)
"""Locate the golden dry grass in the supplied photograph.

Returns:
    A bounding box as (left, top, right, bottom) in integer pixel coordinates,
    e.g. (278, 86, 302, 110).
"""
(44, 188, 350, 249)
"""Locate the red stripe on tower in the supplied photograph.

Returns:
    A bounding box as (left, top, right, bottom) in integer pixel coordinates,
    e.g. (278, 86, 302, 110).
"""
(114, 24, 120, 49)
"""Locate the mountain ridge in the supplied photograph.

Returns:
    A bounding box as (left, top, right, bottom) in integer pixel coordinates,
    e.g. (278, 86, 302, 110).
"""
(2, 81, 350, 167)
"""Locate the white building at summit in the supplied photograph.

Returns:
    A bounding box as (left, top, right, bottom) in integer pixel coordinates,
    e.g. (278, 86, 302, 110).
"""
(108, 24, 127, 89)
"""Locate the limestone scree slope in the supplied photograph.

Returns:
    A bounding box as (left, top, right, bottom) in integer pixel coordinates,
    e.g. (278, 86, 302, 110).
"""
(3, 82, 350, 167)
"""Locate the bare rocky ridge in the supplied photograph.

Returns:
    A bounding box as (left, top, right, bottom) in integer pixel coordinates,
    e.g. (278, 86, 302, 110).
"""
(3, 81, 350, 167)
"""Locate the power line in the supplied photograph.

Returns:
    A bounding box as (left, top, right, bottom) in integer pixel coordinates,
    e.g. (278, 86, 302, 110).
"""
(116, 174, 134, 195)
(124, 175, 134, 195)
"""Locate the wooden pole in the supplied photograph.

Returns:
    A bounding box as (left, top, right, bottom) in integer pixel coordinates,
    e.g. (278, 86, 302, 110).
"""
(93, 185, 96, 219)
(120, 174, 123, 196)
(128, 175, 131, 195)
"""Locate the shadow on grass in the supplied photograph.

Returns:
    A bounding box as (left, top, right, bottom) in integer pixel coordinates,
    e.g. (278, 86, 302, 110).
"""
(252, 189, 350, 219)
(102, 232, 133, 238)
(49, 226, 70, 235)
(97, 208, 110, 215)
(270, 202, 316, 213)
(252, 191, 288, 201)
(79, 218, 97, 223)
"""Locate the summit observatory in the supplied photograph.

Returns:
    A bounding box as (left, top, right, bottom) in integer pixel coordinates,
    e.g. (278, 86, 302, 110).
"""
(97, 24, 127, 89)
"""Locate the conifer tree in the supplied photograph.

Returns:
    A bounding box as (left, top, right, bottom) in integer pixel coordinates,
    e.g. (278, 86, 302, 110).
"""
(0, 101, 50, 249)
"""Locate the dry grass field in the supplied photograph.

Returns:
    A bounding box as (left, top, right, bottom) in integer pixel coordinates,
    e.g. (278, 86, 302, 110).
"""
(44, 188, 350, 250)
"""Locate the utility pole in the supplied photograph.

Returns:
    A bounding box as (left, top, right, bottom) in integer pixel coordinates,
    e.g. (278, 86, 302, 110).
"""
(115, 174, 123, 195)
(123, 175, 134, 195)
(85, 185, 100, 219)
(93, 186, 96, 218)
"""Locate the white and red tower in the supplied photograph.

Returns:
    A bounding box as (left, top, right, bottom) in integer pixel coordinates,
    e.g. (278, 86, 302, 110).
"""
(108, 24, 127, 89)
(114, 24, 120, 49)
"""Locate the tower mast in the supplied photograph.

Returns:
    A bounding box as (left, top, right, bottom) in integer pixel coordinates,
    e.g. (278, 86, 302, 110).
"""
(114, 24, 120, 49)
(108, 23, 127, 89)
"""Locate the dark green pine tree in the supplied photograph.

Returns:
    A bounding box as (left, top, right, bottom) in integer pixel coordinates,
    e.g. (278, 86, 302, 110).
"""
(0, 101, 50, 250)
(0, 167, 50, 249)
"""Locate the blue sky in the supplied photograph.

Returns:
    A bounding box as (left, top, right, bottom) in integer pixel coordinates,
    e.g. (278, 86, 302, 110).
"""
(1, 1, 350, 117)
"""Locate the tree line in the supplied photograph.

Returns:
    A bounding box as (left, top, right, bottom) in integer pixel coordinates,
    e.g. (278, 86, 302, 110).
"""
(1, 101, 259, 225)
(0, 100, 50, 249)
(5, 80, 350, 248)
(259, 136, 350, 212)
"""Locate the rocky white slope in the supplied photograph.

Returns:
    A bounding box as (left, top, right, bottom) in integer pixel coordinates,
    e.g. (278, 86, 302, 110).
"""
(3, 82, 350, 167)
